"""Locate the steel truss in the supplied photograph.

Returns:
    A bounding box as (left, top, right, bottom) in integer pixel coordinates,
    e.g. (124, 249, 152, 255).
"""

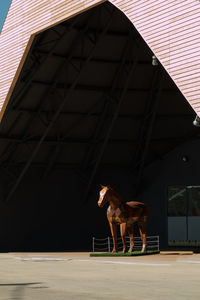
(82, 31, 140, 203)
(42, 97, 104, 179)
(10, 109, 193, 120)
(0, 136, 189, 145)
(12, 17, 80, 110)
(133, 67, 163, 196)
(5, 6, 116, 202)
(0, 15, 82, 168)
(82, 33, 135, 172)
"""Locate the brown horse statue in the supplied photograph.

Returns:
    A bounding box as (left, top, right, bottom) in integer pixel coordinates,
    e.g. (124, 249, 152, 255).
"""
(98, 185, 148, 253)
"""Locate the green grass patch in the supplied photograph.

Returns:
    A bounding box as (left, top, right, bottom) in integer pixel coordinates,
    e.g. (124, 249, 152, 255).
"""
(90, 250, 160, 257)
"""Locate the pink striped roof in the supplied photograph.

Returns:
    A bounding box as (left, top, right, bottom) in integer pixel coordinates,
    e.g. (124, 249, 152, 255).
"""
(0, 0, 200, 119)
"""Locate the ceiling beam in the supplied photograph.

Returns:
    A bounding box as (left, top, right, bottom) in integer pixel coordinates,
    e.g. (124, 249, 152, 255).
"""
(58, 24, 131, 38)
(134, 67, 163, 195)
(0, 135, 191, 144)
(5, 8, 117, 202)
(30, 80, 176, 93)
(0, 162, 140, 168)
(35, 51, 151, 66)
(9, 108, 194, 120)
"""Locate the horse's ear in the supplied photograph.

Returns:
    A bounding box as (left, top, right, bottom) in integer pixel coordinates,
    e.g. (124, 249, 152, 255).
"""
(107, 184, 111, 189)
(100, 184, 105, 189)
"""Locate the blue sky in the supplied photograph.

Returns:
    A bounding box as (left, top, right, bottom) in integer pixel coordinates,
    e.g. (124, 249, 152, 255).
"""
(0, 0, 12, 31)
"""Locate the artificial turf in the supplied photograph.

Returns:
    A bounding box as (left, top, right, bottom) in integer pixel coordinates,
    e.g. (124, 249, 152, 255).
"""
(90, 250, 160, 257)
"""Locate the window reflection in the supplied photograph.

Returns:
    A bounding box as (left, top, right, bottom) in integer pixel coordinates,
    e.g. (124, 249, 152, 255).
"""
(168, 186, 186, 216)
(168, 186, 200, 217)
(188, 186, 200, 216)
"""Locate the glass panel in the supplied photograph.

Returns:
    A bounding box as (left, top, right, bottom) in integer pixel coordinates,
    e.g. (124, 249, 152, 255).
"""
(168, 217, 187, 240)
(168, 186, 187, 216)
(188, 186, 200, 216)
(188, 217, 200, 240)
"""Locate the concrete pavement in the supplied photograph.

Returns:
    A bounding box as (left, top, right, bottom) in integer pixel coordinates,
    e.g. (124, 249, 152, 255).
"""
(0, 252, 199, 299)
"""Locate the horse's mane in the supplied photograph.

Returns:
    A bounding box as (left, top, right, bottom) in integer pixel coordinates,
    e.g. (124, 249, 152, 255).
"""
(109, 188, 125, 203)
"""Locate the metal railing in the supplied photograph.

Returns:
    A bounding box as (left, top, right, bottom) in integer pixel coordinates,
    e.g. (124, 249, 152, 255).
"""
(92, 235, 159, 252)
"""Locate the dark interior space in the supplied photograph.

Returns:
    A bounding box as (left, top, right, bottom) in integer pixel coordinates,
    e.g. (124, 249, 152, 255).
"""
(0, 2, 198, 251)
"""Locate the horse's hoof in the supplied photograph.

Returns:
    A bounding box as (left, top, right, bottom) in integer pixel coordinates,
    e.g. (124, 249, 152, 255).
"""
(128, 248, 133, 253)
(141, 245, 146, 253)
(112, 250, 117, 253)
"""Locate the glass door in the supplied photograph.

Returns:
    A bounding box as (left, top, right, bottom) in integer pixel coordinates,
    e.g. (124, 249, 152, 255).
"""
(188, 186, 200, 240)
(168, 186, 187, 241)
(168, 186, 200, 244)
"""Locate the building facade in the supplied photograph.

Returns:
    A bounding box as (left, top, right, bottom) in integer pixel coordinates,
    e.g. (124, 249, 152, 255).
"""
(0, 0, 200, 250)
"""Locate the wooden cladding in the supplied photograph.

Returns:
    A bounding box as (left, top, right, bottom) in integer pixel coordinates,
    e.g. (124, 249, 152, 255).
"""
(0, 0, 106, 121)
(0, 0, 200, 120)
(112, 0, 200, 115)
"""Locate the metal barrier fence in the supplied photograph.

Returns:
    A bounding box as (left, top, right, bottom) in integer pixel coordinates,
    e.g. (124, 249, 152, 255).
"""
(92, 236, 159, 252)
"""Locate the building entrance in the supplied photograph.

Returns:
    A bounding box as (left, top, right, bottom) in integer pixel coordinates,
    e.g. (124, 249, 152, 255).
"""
(168, 186, 200, 245)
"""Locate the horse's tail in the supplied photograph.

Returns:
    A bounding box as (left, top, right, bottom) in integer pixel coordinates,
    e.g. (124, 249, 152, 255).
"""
(139, 203, 148, 221)
(143, 204, 148, 217)
(134, 202, 148, 216)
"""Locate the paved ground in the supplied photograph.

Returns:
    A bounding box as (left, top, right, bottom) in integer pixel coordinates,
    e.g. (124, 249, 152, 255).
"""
(0, 251, 200, 300)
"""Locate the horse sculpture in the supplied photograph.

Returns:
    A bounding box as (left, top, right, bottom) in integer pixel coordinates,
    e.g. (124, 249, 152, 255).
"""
(98, 185, 148, 253)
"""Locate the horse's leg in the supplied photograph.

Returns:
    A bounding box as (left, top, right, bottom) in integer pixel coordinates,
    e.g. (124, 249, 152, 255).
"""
(109, 222, 118, 253)
(120, 223, 127, 253)
(127, 224, 134, 252)
(138, 219, 147, 253)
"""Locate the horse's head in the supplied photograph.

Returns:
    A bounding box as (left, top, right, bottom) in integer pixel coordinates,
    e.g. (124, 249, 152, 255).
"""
(98, 185, 110, 208)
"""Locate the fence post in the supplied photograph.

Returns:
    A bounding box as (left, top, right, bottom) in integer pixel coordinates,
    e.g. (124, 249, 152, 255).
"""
(92, 237, 95, 252)
(157, 236, 160, 251)
(108, 236, 111, 252)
